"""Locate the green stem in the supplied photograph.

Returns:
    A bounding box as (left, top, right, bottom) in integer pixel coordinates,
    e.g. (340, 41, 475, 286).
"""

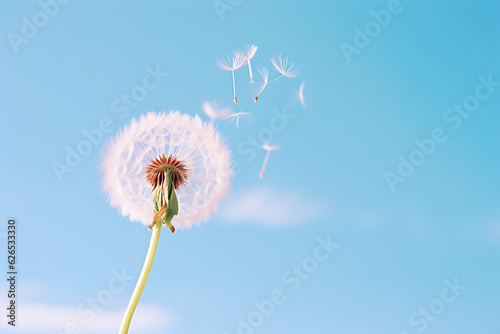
(119, 217, 164, 333)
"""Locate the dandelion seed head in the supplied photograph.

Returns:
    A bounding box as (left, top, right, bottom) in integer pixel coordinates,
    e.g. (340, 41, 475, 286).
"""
(101, 111, 233, 229)
(144, 154, 188, 191)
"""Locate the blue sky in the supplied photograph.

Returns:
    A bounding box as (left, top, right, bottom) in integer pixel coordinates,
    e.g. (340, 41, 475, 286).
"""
(1, 0, 499, 333)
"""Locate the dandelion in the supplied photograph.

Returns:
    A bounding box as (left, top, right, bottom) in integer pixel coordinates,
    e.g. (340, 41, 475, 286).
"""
(225, 111, 255, 129)
(244, 44, 258, 84)
(252, 66, 269, 102)
(259, 143, 280, 179)
(101, 111, 232, 334)
(217, 51, 247, 103)
(201, 100, 233, 121)
(252, 55, 300, 102)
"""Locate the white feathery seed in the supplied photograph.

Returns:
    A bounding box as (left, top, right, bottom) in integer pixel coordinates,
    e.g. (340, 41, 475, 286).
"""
(217, 51, 247, 103)
(252, 55, 301, 102)
(224, 111, 255, 129)
(252, 66, 269, 102)
(296, 81, 306, 107)
(202, 101, 233, 120)
(259, 144, 280, 179)
(244, 44, 258, 84)
(270, 54, 300, 79)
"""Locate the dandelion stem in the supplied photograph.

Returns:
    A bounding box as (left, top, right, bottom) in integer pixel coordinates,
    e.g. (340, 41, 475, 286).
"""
(119, 216, 168, 334)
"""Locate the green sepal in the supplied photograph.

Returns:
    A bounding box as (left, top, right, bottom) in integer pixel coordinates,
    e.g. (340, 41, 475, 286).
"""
(168, 186, 179, 215)
(163, 172, 179, 225)
(167, 176, 174, 202)
(164, 190, 178, 221)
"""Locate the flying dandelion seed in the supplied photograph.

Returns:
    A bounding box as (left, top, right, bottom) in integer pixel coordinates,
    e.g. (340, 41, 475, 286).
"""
(225, 111, 255, 129)
(201, 100, 233, 121)
(259, 143, 280, 179)
(296, 81, 306, 107)
(252, 55, 301, 102)
(252, 66, 269, 102)
(217, 51, 247, 103)
(101, 111, 232, 334)
(270, 54, 301, 81)
(244, 44, 258, 84)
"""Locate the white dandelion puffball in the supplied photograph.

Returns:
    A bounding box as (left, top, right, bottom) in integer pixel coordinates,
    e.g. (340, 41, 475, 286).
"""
(101, 111, 233, 229)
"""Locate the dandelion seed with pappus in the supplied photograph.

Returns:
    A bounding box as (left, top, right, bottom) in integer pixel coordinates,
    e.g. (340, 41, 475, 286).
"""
(244, 44, 258, 84)
(225, 111, 255, 129)
(295, 81, 307, 107)
(260, 143, 280, 179)
(202, 100, 233, 121)
(253, 55, 301, 102)
(252, 66, 269, 102)
(217, 51, 247, 103)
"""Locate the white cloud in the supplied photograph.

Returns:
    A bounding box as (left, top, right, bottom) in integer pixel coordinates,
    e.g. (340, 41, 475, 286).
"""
(0, 302, 175, 333)
(219, 186, 328, 227)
